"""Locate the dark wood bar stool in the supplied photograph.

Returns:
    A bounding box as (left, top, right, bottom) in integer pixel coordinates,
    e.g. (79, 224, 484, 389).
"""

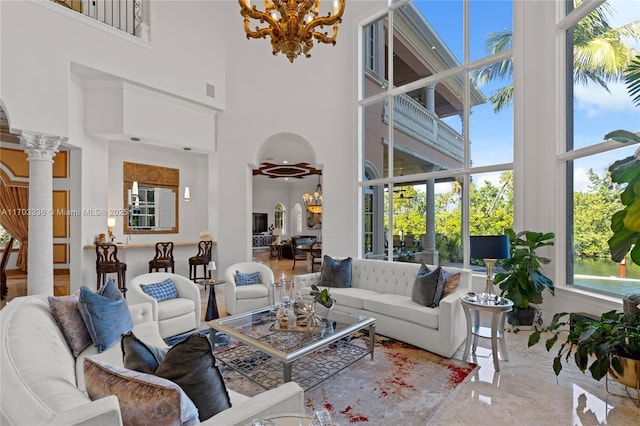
(189, 240, 213, 283)
(148, 242, 175, 273)
(95, 243, 127, 296)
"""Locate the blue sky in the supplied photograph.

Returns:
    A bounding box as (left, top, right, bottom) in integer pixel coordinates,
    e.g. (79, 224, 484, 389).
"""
(410, 0, 640, 191)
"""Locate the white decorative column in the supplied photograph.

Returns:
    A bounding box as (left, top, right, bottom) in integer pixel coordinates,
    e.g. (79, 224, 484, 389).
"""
(420, 178, 439, 265)
(20, 132, 63, 296)
(425, 84, 436, 113)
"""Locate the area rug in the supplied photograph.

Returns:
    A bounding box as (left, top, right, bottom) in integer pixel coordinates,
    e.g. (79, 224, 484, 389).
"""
(215, 332, 477, 425)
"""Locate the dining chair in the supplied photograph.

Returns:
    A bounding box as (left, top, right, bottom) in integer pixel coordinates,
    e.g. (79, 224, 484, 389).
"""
(291, 236, 317, 270)
(310, 241, 323, 272)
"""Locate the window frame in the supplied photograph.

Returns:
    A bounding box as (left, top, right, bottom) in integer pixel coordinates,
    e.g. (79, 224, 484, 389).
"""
(357, 0, 514, 267)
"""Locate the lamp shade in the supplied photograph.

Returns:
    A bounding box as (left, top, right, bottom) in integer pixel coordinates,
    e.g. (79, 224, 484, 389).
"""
(107, 217, 116, 228)
(208, 260, 216, 271)
(470, 235, 510, 260)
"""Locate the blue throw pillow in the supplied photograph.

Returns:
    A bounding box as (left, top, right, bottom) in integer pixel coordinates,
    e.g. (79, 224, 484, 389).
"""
(320, 256, 352, 288)
(235, 270, 262, 286)
(140, 278, 178, 301)
(79, 279, 133, 353)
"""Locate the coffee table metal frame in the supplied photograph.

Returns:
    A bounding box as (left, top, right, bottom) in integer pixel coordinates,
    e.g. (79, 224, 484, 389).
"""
(210, 306, 375, 390)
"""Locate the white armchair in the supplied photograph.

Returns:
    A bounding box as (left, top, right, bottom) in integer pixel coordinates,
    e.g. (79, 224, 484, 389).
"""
(224, 262, 273, 315)
(128, 273, 201, 339)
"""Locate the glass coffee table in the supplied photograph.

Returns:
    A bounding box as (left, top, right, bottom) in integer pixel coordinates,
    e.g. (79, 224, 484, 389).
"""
(210, 305, 375, 390)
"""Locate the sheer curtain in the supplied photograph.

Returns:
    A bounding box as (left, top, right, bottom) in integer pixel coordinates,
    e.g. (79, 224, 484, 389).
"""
(0, 182, 29, 271)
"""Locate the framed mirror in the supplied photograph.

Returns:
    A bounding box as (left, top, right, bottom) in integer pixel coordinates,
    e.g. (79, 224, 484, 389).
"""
(123, 162, 179, 234)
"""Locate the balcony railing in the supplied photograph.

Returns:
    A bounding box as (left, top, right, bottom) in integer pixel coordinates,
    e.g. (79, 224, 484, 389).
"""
(366, 69, 464, 163)
(383, 94, 463, 162)
(52, 0, 144, 38)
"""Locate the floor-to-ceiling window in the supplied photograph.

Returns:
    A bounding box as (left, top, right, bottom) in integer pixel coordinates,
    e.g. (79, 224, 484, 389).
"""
(564, 0, 640, 297)
(359, 0, 514, 266)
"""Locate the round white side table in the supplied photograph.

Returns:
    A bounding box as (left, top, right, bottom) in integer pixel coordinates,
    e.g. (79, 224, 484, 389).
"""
(461, 294, 513, 372)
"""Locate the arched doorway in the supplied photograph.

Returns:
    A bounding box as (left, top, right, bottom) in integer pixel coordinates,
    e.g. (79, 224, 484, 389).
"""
(251, 133, 322, 245)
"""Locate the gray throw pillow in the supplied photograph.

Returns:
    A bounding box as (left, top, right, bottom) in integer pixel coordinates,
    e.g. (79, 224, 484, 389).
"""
(411, 265, 445, 308)
(320, 256, 352, 288)
(48, 292, 92, 357)
(79, 279, 133, 352)
(155, 333, 231, 421)
(121, 331, 169, 374)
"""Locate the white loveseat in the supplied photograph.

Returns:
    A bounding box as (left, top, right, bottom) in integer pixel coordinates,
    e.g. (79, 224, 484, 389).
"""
(294, 258, 471, 358)
(0, 294, 304, 426)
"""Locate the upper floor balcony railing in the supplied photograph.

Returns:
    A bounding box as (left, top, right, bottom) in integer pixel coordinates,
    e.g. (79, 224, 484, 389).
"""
(52, 0, 146, 39)
(367, 70, 464, 163)
(383, 94, 463, 163)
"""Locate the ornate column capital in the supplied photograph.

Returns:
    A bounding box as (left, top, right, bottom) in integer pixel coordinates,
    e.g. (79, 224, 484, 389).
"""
(19, 132, 65, 161)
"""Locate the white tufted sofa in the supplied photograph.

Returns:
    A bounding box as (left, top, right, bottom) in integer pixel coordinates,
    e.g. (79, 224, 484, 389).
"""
(294, 258, 471, 358)
(0, 294, 303, 425)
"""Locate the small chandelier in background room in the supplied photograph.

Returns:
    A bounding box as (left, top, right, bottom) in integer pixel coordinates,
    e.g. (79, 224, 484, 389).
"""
(303, 175, 322, 214)
(238, 0, 346, 63)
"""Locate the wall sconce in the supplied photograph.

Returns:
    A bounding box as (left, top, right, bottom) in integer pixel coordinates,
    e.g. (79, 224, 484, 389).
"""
(107, 217, 116, 242)
(132, 180, 139, 197)
(184, 186, 191, 201)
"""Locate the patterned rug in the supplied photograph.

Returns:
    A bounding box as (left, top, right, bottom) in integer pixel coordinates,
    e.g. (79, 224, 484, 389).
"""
(214, 332, 477, 424)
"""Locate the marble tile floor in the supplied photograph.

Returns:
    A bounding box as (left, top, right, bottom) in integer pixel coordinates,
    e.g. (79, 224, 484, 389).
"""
(434, 330, 639, 425)
(4, 254, 639, 425)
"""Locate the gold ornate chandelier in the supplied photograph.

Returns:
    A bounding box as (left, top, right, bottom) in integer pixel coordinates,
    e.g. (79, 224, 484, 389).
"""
(303, 175, 323, 214)
(238, 0, 346, 63)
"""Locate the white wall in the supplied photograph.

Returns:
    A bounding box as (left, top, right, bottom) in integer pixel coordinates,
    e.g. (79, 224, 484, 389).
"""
(0, 0, 225, 137)
(1, 1, 226, 290)
(213, 0, 382, 272)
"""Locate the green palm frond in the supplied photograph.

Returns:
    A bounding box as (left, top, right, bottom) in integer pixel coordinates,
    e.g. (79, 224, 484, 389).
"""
(488, 85, 513, 113)
(625, 54, 640, 107)
(476, 2, 639, 113)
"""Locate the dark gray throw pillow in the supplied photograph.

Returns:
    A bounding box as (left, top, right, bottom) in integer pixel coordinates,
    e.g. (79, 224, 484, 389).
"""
(121, 331, 168, 374)
(411, 265, 445, 308)
(320, 256, 352, 288)
(155, 333, 231, 421)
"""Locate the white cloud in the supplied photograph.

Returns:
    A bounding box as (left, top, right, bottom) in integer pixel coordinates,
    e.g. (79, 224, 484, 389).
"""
(574, 82, 635, 117)
(573, 166, 593, 193)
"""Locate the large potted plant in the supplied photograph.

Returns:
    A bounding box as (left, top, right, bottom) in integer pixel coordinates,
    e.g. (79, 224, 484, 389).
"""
(528, 309, 640, 390)
(494, 228, 555, 327)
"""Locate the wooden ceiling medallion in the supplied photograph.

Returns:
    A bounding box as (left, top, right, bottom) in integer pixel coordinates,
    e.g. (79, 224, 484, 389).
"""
(253, 162, 322, 179)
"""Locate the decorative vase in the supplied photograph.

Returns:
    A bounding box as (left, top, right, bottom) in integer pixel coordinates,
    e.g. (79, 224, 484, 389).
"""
(610, 355, 640, 389)
(315, 302, 334, 324)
